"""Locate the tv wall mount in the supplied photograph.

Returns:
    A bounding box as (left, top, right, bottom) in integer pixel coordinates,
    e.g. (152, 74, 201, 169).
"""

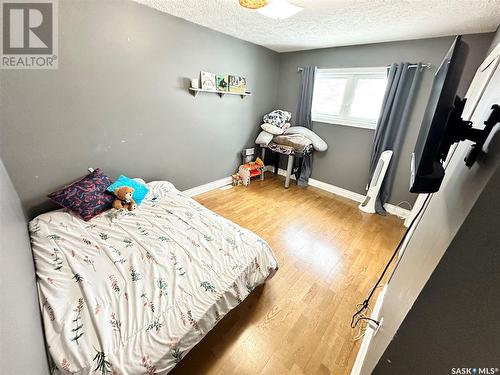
(443, 98, 500, 168)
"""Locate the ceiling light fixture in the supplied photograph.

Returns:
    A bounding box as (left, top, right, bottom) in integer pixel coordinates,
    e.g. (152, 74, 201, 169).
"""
(239, 0, 268, 10)
(256, 0, 303, 20)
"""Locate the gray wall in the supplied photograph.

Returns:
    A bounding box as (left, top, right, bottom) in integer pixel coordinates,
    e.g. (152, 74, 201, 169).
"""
(0, 159, 49, 374)
(373, 158, 500, 373)
(0, 0, 280, 219)
(276, 34, 493, 206)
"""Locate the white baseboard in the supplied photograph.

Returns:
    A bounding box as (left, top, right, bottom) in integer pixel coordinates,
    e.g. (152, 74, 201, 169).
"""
(350, 285, 388, 375)
(184, 169, 410, 221)
(275, 167, 296, 180)
(182, 176, 232, 197)
(309, 178, 365, 203)
(276, 167, 410, 220)
(384, 203, 411, 220)
(276, 167, 364, 203)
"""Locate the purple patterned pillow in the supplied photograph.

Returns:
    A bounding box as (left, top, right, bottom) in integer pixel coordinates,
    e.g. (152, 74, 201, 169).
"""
(48, 169, 114, 221)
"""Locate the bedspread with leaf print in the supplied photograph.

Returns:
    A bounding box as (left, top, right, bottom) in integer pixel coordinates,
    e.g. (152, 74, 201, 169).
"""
(29, 181, 278, 375)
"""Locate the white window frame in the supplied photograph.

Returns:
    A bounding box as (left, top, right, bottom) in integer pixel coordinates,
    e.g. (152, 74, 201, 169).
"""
(311, 67, 388, 130)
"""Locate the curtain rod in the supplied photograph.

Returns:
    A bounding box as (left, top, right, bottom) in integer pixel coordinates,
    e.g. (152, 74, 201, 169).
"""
(297, 63, 432, 72)
(398, 63, 432, 70)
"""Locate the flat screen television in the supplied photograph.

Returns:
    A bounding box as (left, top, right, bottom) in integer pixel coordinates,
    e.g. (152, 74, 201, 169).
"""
(410, 36, 469, 193)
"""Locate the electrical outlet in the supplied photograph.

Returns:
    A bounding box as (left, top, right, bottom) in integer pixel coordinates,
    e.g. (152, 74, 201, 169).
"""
(373, 317, 383, 336)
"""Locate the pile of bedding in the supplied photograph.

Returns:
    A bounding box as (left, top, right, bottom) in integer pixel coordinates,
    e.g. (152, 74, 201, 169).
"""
(265, 134, 313, 155)
(260, 109, 292, 135)
(30, 181, 278, 374)
(255, 110, 328, 185)
(256, 125, 328, 153)
(255, 109, 327, 153)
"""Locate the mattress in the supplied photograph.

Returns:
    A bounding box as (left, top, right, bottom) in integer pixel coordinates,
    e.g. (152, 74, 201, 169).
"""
(29, 181, 278, 374)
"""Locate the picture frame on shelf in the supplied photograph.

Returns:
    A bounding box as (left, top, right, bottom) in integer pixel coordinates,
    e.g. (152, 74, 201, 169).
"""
(229, 75, 247, 93)
(216, 75, 228, 91)
(200, 71, 216, 91)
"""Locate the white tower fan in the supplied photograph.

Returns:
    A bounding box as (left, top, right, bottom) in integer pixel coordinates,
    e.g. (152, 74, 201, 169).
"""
(359, 150, 393, 214)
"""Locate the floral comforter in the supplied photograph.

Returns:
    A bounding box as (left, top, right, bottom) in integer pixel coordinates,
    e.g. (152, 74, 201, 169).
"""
(29, 181, 278, 374)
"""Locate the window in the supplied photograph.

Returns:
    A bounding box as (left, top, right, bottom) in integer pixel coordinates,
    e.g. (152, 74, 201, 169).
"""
(312, 67, 388, 129)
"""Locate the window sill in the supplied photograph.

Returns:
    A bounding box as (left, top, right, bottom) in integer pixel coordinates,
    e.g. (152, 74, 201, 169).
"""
(312, 115, 377, 130)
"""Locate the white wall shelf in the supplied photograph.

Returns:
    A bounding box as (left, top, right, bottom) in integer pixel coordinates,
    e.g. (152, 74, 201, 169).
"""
(188, 87, 252, 99)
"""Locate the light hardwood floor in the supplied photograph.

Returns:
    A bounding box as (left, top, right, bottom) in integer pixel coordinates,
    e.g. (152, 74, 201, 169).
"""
(171, 174, 405, 375)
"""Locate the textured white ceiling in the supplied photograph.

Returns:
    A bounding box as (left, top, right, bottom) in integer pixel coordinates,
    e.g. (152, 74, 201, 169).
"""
(133, 0, 500, 52)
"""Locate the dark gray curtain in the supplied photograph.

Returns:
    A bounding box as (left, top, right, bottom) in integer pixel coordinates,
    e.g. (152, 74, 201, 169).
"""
(368, 62, 422, 214)
(296, 66, 317, 186)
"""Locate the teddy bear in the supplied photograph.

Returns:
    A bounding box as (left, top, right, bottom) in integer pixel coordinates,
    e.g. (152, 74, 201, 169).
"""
(112, 186, 137, 211)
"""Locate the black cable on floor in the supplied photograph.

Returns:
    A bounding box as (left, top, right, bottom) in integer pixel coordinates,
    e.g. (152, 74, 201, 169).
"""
(350, 193, 432, 329)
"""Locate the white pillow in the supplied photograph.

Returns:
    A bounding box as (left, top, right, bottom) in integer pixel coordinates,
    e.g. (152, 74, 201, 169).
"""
(261, 123, 284, 135)
(133, 178, 147, 185)
(285, 126, 328, 151)
(255, 130, 274, 145)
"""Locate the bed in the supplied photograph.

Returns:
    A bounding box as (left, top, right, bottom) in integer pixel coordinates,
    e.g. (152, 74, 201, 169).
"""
(29, 181, 278, 374)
